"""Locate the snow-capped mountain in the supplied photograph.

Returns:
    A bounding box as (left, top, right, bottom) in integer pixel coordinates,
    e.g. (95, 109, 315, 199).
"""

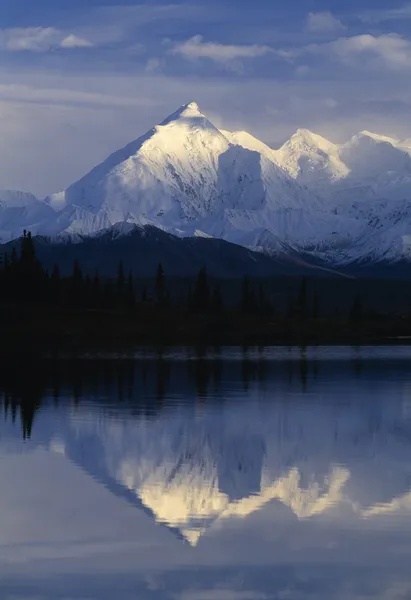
(0, 190, 56, 243)
(43, 102, 320, 251)
(3, 382, 411, 548)
(4, 102, 411, 266)
(275, 129, 411, 202)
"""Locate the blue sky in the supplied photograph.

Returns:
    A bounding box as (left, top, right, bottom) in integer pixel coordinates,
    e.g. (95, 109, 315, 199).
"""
(2, 0, 411, 195)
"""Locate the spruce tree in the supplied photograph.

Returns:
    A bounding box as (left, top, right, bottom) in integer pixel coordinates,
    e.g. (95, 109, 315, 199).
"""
(259, 283, 266, 313)
(350, 293, 363, 323)
(103, 281, 115, 310)
(297, 277, 307, 321)
(312, 292, 319, 319)
(92, 270, 101, 308)
(155, 263, 165, 303)
(241, 276, 250, 313)
(10, 246, 17, 267)
(193, 266, 210, 312)
(212, 284, 223, 313)
(85, 275, 92, 308)
(71, 260, 84, 307)
(50, 264, 61, 306)
(117, 261, 125, 298)
(126, 271, 136, 311)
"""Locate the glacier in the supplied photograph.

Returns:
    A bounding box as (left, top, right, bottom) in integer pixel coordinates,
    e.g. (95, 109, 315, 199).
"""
(3, 102, 411, 266)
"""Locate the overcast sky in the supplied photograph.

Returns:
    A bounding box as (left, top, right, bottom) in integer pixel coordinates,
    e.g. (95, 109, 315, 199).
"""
(2, 0, 411, 196)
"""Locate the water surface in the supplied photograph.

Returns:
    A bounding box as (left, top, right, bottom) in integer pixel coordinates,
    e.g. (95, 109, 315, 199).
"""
(1, 346, 411, 599)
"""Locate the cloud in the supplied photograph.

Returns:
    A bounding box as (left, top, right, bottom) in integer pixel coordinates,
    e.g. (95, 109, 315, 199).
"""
(324, 34, 411, 69)
(360, 4, 411, 23)
(0, 27, 93, 52)
(282, 34, 411, 71)
(60, 34, 94, 49)
(307, 12, 345, 33)
(172, 35, 272, 65)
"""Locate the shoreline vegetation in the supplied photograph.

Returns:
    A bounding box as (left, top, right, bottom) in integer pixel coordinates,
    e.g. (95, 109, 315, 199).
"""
(2, 230, 411, 351)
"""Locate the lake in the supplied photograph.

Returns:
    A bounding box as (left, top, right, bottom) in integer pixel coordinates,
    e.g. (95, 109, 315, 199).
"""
(1, 345, 411, 600)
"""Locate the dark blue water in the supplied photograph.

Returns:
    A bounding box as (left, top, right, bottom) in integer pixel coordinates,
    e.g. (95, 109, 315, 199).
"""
(1, 346, 411, 599)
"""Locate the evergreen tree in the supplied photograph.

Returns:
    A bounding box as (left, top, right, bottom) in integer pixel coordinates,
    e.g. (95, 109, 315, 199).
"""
(116, 261, 125, 297)
(85, 274, 92, 308)
(212, 284, 223, 313)
(155, 263, 165, 303)
(102, 280, 115, 310)
(297, 277, 307, 321)
(241, 276, 250, 313)
(10, 246, 17, 268)
(71, 260, 84, 306)
(192, 266, 210, 312)
(20, 230, 37, 269)
(7, 248, 18, 301)
(312, 292, 319, 319)
(350, 293, 363, 323)
(186, 285, 193, 310)
(126, 271, 136, 311)
(72, 260, 83, 284)
(50, 264, 61, 306)
(92, 270, 101, 308)
(241, 276, 257, 314)
(16, 230, 45, 303)
(259, 283, 266, 313)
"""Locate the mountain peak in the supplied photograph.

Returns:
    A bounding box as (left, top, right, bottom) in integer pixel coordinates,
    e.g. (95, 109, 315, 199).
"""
(160, 101, 205, 126)
(289, 129, 337, 151)
(185, 101, 201, 112)
(353, 131, 399, 145)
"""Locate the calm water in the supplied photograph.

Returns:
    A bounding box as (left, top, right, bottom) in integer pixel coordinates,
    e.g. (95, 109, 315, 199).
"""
(1, 346, 411, 599)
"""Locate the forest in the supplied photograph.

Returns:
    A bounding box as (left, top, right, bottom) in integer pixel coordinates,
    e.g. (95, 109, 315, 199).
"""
(1, 230, 411, 348)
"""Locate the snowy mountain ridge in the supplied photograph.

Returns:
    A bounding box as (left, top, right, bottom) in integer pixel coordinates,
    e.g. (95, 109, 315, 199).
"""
(4, 393, 410, 548)
(3, 102, 411, 266)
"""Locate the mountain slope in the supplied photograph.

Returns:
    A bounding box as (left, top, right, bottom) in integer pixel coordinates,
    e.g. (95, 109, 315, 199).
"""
(4, 103, 411, 268)
(0, 190, 55, 244)
(43, 102, 321, 241)
(0, 224, 335, 278)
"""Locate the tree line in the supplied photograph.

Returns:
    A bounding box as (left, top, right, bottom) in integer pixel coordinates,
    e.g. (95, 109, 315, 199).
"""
(0, 230, 366, 319)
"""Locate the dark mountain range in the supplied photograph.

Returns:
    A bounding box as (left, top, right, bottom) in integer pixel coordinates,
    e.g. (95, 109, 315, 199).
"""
(0, 224, 343, 278)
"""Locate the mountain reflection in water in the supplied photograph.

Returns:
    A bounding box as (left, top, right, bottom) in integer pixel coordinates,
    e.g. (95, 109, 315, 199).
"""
(1, 346, 411, 599)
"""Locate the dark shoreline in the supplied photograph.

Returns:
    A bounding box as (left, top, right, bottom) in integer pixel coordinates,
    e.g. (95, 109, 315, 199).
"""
(2, 306, 411, 357)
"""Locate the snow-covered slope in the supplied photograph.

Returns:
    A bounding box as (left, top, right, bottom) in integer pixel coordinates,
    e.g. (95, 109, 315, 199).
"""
(5, 102, 411, 266)
(275, 129, 411, 202)
(274, 129, 349, 190)
(0, 190, 56, 243)
(272, 128, 411, 263)
(43, 102, 320, 243)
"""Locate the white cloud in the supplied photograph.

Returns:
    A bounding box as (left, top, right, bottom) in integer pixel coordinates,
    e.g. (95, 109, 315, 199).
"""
(60, 34, 94, 49)
(282, 34, 411, 71)
(172, 35, 272, 65)
(307, 12, 345, 33)
(325, 34, 411, 69)
(0, 27, 93, 52)
(1, 27, 61, 52)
